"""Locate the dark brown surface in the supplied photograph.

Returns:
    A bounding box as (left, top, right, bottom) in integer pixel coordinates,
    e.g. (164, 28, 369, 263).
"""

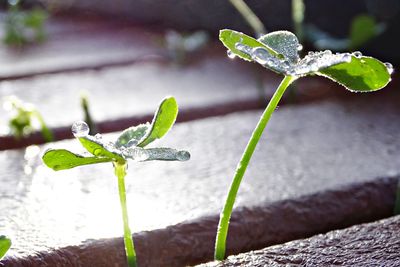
(202, 214, 400, 266)
(1, 176, 397, 266)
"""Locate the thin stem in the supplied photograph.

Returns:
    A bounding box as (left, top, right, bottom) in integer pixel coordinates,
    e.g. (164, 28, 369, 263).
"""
(292, 0, 305, 42)
(32, 110, 54, 142)
(214, 75, 297, 260)
(229, 0, 266, 36)
(114, 162, 137, 267)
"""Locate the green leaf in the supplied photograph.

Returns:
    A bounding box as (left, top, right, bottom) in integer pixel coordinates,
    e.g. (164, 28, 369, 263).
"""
(219, 29, 279, 61)
(78, 136, 125, 162)
(317, 56, 391, 92)
(258, 31, 300, 63)
(0, 235, 11, 260)
(42, 149, 112, 171)
(349, 15, 379, 50)
(115, 124, 149, 148)
(137, 97, 179, 147)
(122, 147, 190, 162)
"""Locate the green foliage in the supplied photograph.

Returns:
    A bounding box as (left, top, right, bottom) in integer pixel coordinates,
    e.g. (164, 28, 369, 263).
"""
(220, 29, 392, 91)
(3, 96, 53, 142)
(215, 29, 393, 261)
(137, 97, 178, 147)
(43, 97, 188, 171)
(0, 236, 11, 260)
(318, 56, 391, 92)
(3, 2, 48, 46)
(42, 97, 190, 267)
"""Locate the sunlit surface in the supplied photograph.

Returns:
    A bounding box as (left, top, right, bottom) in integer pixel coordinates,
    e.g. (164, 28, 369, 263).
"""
(1, 98, 400, 257)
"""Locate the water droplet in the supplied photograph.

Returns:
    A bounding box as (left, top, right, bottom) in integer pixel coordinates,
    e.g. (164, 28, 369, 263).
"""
(251, 47, 270, 65)
(126, 139, 138, 147)
(352, 51, 362, 58)
(177, 151, 190, 161)
(71, 121, 89, 137)
(227, 50, 236, 59)
(234, 42, 252, 55)
(308, 51, 315, 56)
(94, 133, 102, 139)
(342, 53, 352, 62)
(323, 50, 332, 55)
(297, 44, 303, 51)
(384, 62, 394, 74)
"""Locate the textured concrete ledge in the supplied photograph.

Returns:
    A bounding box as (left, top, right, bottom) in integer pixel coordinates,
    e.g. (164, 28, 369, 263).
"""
(1, 91, 400, 262)
(201, 213, 400, 266)
(1, 176, 397, 267)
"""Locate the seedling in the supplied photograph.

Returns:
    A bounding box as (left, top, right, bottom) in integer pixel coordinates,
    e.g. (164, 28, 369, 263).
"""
(305, 14, 385, 51)
(3, 0, 48, 46)
(3, 96, 53, 142)
(42, 97, 190, 267)
(0, 235, 11, 260)
(215, 29, 393, 260)
(164, 30, 209, 64)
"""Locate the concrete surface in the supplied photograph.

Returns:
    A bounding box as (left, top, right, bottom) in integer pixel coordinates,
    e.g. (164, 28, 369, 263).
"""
(201, 215, 400, 266)
(1, 90, 400, 261)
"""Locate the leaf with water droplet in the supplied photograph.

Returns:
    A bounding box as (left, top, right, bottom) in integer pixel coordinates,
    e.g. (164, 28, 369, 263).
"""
(42, 149, 112, 171)
(122, 147, 190, 162)
(317, 56, 392, 92)
(0, 235, 11, 260)
(78, 135, 125, 162)
(115, 124, 149, 148)
(219, 29, 279, 62)
(257, 31, 300, 63)
(137, 97, 178, 147)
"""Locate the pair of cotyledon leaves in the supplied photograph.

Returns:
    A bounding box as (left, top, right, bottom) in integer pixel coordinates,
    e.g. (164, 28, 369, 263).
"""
(42, 97, 190, 171)
(220, 29, 392, 92)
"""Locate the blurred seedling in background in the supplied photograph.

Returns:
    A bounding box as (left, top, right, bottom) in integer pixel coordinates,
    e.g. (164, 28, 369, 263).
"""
(215, 29, 393, 260)
(3, 0, 48, 46)
(305, 14, 385, 51)
(0, 235, 11, 260)
(163, 30, 209, 64)
(42, 97, 190, 267)
(3, 96, 53, 142)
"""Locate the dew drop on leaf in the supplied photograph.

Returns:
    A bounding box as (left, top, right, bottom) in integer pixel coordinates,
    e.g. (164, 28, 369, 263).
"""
(177, 151, 190, 161)
(71, 121, 90, 137)
(251, 47, 271, 65)
(227, 50, 236, 59)
(384, 62, 394, 74)
(297, 44, 303, 51)
(235, 42, 252, 55)
(352, 51, 363, 58)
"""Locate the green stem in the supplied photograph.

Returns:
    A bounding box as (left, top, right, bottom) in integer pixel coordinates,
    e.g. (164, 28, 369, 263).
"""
(292, 0, 305, 42)
(32, 110, 54, 142)
(229, 0, 266, 36)
(214, 75, 297, 260)
(114, 162, 137, 267)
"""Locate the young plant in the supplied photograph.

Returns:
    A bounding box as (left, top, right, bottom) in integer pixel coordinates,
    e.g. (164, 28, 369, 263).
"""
(215, 29, 393, 260)
(3, 0, 48, 46)
(0, 235, 11, 260)
(3, 96, 53, 142)
(42, 97, 190, 267)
